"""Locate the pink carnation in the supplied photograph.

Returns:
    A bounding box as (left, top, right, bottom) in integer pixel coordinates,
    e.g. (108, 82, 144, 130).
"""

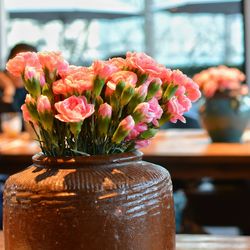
(38, 51, 69, 76)
(127, 123, 147, 140)
(148, 98, 163, 126)
(55, 96, 95, 123)
(126, 52, 165, 77)
(167, 96, 186, 123)
(135, 139, 150, 149)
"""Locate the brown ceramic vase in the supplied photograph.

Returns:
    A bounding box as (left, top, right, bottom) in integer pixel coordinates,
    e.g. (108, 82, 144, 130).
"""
(4, 151, 175, 250)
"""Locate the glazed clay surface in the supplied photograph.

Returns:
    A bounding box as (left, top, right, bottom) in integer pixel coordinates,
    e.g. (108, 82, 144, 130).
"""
(4, 151, 175, 250)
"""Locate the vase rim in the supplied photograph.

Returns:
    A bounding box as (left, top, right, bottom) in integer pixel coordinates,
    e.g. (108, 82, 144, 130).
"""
(32, 151, 143, 168)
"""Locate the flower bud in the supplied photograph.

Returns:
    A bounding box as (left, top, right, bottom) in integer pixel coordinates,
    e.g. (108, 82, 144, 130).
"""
(127, 84, 148, 113)
(70, 122, 83, 139)
(24, 77, 41, 99)
(112, 115, 135, 144)
(37, 95, 53, 132)
(93, 76, 105, 97)
(25, 66, 45, 86)
(110, 93, 120, 113)
(97, 103, 112, 136)
(21, 104, 33, 123)
(42, 83, 53, 101)
(146, 78, 162, 100)
(162, 83, 178, 102)
(25, 94, 39, 121)
(132, 102, 149, 124)
(120, 85, 135, 106)
(115, 81, 126, 97)
(95, 96, 104, 110)
(136, 73, 148, 86)
(37, 95, 52, 114)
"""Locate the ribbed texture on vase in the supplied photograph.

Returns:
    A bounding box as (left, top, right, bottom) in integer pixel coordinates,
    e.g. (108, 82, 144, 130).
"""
(4, 151, 175, 250)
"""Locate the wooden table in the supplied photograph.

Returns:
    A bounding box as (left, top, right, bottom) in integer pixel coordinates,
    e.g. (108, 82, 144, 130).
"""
(176, 234, 250, 250)
(1, 232, 250, 249)
(142, 129, 250, 180)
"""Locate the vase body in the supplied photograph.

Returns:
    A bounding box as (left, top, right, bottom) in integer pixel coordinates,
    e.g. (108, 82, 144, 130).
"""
(4, 151, 175, 250)
(200, 95, 250, 142)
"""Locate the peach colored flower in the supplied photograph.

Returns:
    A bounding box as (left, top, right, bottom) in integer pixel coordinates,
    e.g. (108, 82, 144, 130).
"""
(6, 52, 40, 77)
(55, 96, 94, 123)
(184, 79, 201, 102)
(64, 67, 94, 94)
(53, 79, 69, 96)
(107, 71, 138, 92)
(38, 51, 69, 76)
(53, 66, 94, 96)
(193, 65, 246, 98)
(92, 60, 118, 79)
(159, 68, 173, 83)
(111, 71, 137, 86)
(108, 57, 127, 69)
(126, 52, 165, 77)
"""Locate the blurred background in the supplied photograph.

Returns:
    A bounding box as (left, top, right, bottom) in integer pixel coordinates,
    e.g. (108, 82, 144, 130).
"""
(0, 0, 246, 76)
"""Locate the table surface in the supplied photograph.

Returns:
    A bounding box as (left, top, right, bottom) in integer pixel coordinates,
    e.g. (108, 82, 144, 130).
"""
(1, 129, 250, 178)
(141, 129, 250, 180)
(1, 232, 250, 249)
(142, 129, 250, 157)
(176, 234, 250, 250)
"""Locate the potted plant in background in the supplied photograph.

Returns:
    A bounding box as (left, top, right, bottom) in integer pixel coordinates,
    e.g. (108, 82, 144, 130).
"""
(193, 65, 250, 143)
(4, 51, 200, 250)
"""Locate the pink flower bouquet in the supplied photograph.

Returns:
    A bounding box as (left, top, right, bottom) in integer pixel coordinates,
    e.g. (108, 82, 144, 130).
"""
(7, 51, 200, 156)
(193, 65, 248, 98)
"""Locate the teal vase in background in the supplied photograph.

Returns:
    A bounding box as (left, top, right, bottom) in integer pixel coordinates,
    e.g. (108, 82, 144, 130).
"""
(199, 95, 250, 143)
